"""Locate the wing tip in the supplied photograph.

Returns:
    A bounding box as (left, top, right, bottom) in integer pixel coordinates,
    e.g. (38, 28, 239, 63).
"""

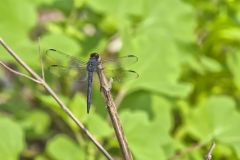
(45, 48, 57, 55)
(127, 55, 137, 58)
(127, 55, 138, 62)
(49, 48, 56, 51)
(128, 70, 139, 78)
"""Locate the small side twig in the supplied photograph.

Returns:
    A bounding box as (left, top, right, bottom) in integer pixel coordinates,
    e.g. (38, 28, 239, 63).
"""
(38, 37, 45, 80)
(205, 142, 216, 160)
(0, 61, 42, 84)
(0, 38, 113, 160)
(169, 142, 205, 160)
(97, 58, 133, 160)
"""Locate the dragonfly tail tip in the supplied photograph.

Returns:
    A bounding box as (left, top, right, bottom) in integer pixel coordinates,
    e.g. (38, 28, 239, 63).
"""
(87, 105, 90, 114)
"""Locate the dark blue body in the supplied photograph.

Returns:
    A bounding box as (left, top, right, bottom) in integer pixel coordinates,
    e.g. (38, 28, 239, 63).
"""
(86, 53, 99, 113)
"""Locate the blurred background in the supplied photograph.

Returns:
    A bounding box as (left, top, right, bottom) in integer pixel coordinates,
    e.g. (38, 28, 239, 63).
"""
(1, 0, 240, 159)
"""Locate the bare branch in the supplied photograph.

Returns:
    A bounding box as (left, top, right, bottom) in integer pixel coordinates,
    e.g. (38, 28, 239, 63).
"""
(205, 142, 216, 160)
(0, 60, 43, 84)
(0, 38, 113, 160)
(97, 59, 133, 160)
(38, 37, 45, 80)
(169, 142, 205, 160)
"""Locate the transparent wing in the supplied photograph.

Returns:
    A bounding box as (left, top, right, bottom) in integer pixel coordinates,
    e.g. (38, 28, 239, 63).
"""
(44, 49, 87, 68)
(44, 49, 88, 81)
(102, 55, 138, 69)
(104, 68, 139, 83)
(44, 49, 139, 83)
(46, 64, 88, 81)
(48, 65, 87, 78)
(102, 55, 138, 83)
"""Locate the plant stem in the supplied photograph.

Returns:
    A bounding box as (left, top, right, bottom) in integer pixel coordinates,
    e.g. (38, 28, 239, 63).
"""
(97, 58, 133, 160)
(205, 142, 215, 160)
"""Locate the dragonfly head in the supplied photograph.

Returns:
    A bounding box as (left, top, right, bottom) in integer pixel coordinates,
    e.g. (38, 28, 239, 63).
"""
(90, 52, 99, 60)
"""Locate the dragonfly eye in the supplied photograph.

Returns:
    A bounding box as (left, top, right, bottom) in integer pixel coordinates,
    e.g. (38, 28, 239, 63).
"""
(90, 52, 99, 59)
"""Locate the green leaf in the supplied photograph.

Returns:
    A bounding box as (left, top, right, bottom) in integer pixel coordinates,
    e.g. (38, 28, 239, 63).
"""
(119, 0, 195, 98)
(20, 110, 51, 138)
(52, 0, 74, 14)
(219, 27, 240, 42)
(27, 0, 54, 6)
(120, 91, 173, 157)
(41, 33, 81, 55)
(88, 0, 143, 16)
(186, 95, 240, 158)
(0, 118, 25, 160)
(68, 94, 88, 123)
(0, 98, 30, 114)
(0, 0, 38, 67)
(200, 56, 222, 73)
(39, 95, 70, 120)
(227, 52, 240, 90)
(184, 55, 222, 74)
(142, 0, 195, 42)
(119, 90, 152, 115)
(74, 0, 86, 8)
(46, 134, 85, 160)
(69, 94, 112, 138)
(88, 0, 144, 30)
(120, 107, 172, 160)
(67, 93, 90, 131)
(120, 92, 173, 143)
(151, 95, 172, 143)
(86, 113, 113, 139)
(0, 0, 36, 40)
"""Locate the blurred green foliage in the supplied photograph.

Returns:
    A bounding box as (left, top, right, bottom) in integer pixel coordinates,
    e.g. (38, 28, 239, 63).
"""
(1, 0, 240, 159)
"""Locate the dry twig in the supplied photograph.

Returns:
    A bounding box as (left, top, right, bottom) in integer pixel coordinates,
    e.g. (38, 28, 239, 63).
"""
(0, 38, 113, 160)
(169, 142, 205, 160)
(205, 142, 215, 160)
(0, 61, 42, 83)
(97, 58, 133, 160)
(37, 37, 45, 80)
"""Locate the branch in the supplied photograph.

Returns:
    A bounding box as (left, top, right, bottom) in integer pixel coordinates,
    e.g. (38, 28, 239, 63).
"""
(205, 142, 215, 160)
(0, 38, 113, 160)
(38, 37, 45, 80)
(169, 142, 205, 160)
(0, 61, 42, 84)
(97, 59, 133, 160)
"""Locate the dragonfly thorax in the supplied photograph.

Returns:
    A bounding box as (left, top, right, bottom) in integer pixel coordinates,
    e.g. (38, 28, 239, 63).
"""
(87, 57, 99, 72)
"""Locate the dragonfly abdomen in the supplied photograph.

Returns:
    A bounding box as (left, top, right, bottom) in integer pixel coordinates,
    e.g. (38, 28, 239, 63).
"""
(87, 71, 94, 114)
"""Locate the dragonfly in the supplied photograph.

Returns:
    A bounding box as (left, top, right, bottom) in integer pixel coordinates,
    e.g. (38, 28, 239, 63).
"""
(44, 49, 139, 113)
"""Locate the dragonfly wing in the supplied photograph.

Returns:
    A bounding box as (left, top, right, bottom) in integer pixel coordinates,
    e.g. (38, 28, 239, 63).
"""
(47, 64, 88, 82)
(44, 49, 87, 67)
(102, 55, 138, 69)
(101, 55, 138, 83)
(44, 48, 88, 81)
(103, 68, 139, 83)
